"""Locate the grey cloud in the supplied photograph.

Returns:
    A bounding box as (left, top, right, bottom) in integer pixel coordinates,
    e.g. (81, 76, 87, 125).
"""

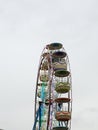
(0, 0, 98, 130)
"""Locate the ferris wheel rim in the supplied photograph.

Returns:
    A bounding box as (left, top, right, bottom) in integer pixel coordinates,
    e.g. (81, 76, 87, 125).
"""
(33, 43, 72, 130)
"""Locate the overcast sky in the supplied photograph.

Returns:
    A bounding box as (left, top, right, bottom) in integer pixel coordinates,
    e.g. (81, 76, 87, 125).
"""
(0, 0, 98, 130)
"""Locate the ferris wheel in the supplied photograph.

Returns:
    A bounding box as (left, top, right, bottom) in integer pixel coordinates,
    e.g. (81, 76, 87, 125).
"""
(32, 43, 72, 130)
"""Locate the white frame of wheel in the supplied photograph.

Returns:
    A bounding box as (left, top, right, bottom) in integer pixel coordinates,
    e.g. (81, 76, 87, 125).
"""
(34, 43, 72, 130)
